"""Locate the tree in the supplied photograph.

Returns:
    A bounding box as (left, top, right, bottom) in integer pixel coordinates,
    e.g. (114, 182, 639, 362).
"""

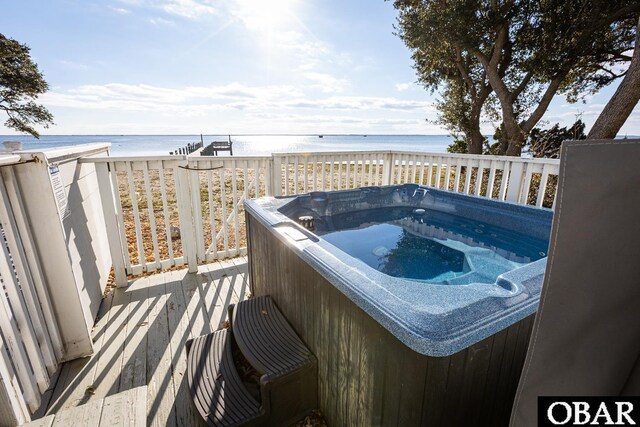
(394, 0, 640, 156)
(0, 33, 53, 138)
(588, 16, 640, 139)
(526, 120, 586, 158)
(395, 2, 494, 154)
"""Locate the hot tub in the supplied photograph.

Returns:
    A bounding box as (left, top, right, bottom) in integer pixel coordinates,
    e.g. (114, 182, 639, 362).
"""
(245, 184, 552, 426)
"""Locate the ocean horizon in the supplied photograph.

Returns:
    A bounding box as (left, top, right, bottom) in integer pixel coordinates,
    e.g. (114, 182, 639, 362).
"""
(0, 134, 457, 156)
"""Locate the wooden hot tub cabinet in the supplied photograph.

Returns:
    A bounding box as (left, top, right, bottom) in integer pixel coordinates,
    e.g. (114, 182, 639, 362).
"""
(246, 213, 534, 427)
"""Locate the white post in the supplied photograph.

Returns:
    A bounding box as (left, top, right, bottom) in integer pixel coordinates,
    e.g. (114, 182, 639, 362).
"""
(175, 163, 198, 273)
(264, 157, 274, 196)
(381, 152, 396, 186)
(95, 163, 128, 287)
(188, 159, 205, 263)
(505, 161, 525, 202)
(272, 155, 283, 196)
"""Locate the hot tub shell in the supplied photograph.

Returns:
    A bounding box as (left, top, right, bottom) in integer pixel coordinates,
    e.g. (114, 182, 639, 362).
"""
(245, 185, 552, 426)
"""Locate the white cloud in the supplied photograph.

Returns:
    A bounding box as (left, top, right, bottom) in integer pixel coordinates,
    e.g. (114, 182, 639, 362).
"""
(161, 0, 217, 19)
(113, 0, 217, 20)
(395, 82, 412, 91)
(148, 17, 175, 26)
(285, 96, 433, 112)
(57, 60, 91, 71)
(303, 72, 348, 93)
(110, 6, 131, 14)
(41, 83, 434, 116)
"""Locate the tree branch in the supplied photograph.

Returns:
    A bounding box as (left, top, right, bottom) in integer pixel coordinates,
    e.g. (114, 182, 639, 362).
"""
(454, 48, 477, 98)
(588, 15, 640, 139)
(513, 70, 533, 99)
(522, 77, 564, 133)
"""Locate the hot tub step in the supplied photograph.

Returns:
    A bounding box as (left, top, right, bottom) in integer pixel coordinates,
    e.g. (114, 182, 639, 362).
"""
(186, 329, 265, 427)
(232, 296, 316, 380)
(231, 296, 318, 425)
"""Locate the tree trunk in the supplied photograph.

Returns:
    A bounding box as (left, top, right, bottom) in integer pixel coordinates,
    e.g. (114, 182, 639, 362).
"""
(502, 114, 526, 156)
(588, 16, 640, 139)
(505, 133, 526, 156)
(468, 128, 484, 154)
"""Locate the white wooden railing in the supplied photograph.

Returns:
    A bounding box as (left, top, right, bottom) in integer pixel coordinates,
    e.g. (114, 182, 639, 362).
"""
(0, 157, 63, 425)
(82, 151, 559, 286)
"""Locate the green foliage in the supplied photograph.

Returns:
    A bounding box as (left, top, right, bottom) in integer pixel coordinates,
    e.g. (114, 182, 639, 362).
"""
(446, 137, 469, 154)
(393, 0, 640, 155)
(0, 33, 53, 138)
(525, 120, 586, 158)
(394, 0, 493, 153)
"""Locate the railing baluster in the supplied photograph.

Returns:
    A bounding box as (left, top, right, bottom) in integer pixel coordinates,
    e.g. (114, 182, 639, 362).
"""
(189, 161, 205, 263)
(444, 159, 452, 190)
(303, 157, 308, 193)
(232, 160, 240, 254)
(537, 164, 551, 207)
(329, 157, 334, 191)
(142, 162, 161, 270)
(321, 156, 326, 191)
(126, 161, 146, 268)
(475, 160, 485, 196)
(487, 160, 497, 199)
(207, 168, 216, 260)
(284, 156, 290, 196)
(293, 156, 299, 195)
(418, 157, 426, 186)
(435, 156, 443, 188)
(463, 158, 473, 194)
(499, 160, 511, 200)
(411, 156, 418, 184)
(312, 157, 318, 191)
(111, 162, 131, 272)
(520, 163, 535, 205)
(158, 161, 174, 263)
(220, 168, 229, 257)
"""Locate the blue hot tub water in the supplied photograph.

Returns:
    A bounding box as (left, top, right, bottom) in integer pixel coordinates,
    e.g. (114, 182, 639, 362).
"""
(245, 184, 553, 356)
(316, 206, 548, 285)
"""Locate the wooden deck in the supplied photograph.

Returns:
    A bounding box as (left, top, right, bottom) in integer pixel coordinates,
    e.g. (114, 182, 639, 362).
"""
(33, 257, 250, 426)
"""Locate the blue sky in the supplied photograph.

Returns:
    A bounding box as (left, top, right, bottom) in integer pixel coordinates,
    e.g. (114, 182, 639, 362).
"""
(1, 0, 638, 135)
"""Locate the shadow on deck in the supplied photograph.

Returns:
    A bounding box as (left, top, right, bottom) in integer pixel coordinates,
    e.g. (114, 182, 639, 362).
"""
(35, 257, 250, 427)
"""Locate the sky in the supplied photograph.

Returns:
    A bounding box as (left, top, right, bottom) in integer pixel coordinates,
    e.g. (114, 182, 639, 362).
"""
(1, 0, 638, 136)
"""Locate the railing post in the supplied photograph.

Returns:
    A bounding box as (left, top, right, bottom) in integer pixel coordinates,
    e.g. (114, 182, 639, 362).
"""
(264, 157, 274, 196)
(175, 161, 198, 273)
(271, 155, 283, 196)
(188, 158, 205, 263)
(95, 162, 128, 287)
(505, 160, 525, 202)
(382, 152, 396, 186)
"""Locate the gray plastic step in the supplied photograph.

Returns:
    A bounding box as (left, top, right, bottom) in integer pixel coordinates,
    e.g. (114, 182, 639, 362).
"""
(231, 296, 318, 426)
(232, 296, 316, 382)
(186, 329, 264, 427)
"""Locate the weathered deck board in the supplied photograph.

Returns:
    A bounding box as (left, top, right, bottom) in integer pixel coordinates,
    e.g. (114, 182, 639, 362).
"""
(34, 258, 249, 426)
(23, 387, 147, 427)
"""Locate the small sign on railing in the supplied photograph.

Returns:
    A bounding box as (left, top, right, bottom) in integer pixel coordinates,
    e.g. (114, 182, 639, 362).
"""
(49, 165, 70, 221)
